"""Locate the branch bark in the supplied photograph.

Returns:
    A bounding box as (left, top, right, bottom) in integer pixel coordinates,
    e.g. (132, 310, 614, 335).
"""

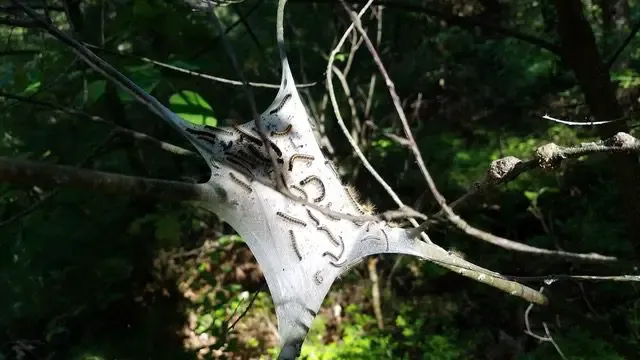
(0, 157, 211, 202)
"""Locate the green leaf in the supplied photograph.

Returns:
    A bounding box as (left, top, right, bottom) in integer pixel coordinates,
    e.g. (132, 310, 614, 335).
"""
(22, 81, 41, 95)
(169, 90, 217, 126)
(524, 190, 538, 202)
(86, 80, 106, 105)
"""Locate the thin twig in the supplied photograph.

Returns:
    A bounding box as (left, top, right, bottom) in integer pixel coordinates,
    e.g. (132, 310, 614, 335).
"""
(208, 4, 285, 191)
(326, 0, 435, 242)
(542, 114, 621, 126)
(343, 2, 617, 263)
(84, 43, 317, 89)
(606, 19, 640, 69)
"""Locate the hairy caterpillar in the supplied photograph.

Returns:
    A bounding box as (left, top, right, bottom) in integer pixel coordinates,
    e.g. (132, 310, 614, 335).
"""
(247, 144, 271, 164)
(185, 128, 217, 142)
(232, 125, 263, 146)
(322, 237, 347, 267)
(276, 211, 307, 227)
(289, 230, 302, 261)
(291, 185, 308, 201)
(221, 140, 233, 151)
(299, 175, 326, 203)
(268, 140, 283, 157)
(269, 93, 292, 115)
(305, 208, 320, 226)
(226, 157, 253, 177)
(228, 172, 252, 193)
(344, 185, 375, 215)
(227, 153, 256, 169)
(193, 125, 233, 137)
(194, 135, 215, 146)
(317, 225, 340, 247)
(271, 124, 292, 137)
(288, 153, 315, 171)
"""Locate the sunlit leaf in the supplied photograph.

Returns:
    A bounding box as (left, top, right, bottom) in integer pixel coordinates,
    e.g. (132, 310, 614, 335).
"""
(169, 90, 217, 126)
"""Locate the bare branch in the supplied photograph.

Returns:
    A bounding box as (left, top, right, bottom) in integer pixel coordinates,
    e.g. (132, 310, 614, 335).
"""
(0, 156, 211, 202)
(444, 132, 640, 212)
(341, 3, 617, 263)
(84, 43, 318, 89)
(542, 114, 621, 126)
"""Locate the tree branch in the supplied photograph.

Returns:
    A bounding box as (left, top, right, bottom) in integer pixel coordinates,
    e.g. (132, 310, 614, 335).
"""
(442, 132, 640, 214)
(0, 157, 211, 202)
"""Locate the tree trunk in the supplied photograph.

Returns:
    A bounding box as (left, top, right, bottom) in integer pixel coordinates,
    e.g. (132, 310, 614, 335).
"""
(554, 0, 640, 247)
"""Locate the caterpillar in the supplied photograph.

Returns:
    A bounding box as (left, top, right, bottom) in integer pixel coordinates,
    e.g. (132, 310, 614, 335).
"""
(289, 230, 302, 261)
(299, 175, 326, 203)
(271, 124, 292, 137)
(345, 185, 365, 214)
(304, 307, 318, 317)
(322, 236, 347, 267)
(317, 225, 340, 247)
(226, 157, 253, 177)
(268, 140, 283, 157)
(185, 128, 217, 142)
(205, 125, 234, 136)
(209, 158, 221, 169)
(328, 257, 347, 268)
(276, 211, 307, 227)
(227, 153, 256, 169)
(221, 140, 233, 151)
(195, 135, 216, 146)
(247, 144, 270, 164)
(229, 172, 252, 193)
(306, 208, 320, 226)
(381, 228, 389, 251)
(269, 93, 292, 115)
(232, 125, 263, 145)
(288, 153, 315, 171)
(291, 185, 308, 201)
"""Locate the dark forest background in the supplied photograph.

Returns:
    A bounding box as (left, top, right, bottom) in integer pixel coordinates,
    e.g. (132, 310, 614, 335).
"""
(1, 0, 640, 359)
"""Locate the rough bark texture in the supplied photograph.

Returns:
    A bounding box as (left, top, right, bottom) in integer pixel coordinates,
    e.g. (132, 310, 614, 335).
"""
(554, 0, 640, 247)
(0, 156, 209, 202)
